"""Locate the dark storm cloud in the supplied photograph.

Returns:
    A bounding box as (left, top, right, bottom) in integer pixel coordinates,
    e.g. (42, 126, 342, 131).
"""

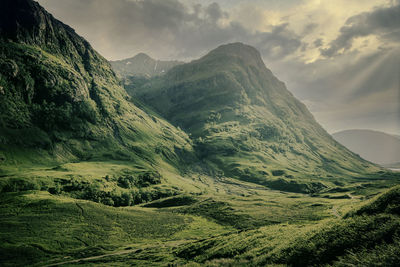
(313, 38, 323, 47)
(205, 2, 228, 22)
(254, 23, 302, 59)
(37, 0, 303, 60)
(302, 23, 318, 36)
(321, 2, 400, 57)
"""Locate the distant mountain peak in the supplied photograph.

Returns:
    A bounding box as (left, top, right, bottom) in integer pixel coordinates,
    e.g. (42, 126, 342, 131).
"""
(111, 53, 183, 78)
(205, 42, 265, 69)
(333, 129, 400, 165)
(131, 53, 153, 61)
(211, 42, 259, 55)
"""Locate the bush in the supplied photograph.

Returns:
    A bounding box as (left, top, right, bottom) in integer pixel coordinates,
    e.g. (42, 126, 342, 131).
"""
(143, 195, 197, 208)
(46, 176, 175, 207)
(117, 171, 161, 189)
(0, 178, 40, 193)
(117, 175, 137, 189)
(271, 170, 285, 176)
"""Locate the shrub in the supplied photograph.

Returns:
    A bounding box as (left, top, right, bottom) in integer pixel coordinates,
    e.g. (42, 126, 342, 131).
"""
(0, 178, 40, 193)
(117, 171, 161, 189)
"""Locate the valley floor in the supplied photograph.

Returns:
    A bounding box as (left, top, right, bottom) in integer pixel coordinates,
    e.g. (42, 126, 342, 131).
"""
(1, 161, 400, 266)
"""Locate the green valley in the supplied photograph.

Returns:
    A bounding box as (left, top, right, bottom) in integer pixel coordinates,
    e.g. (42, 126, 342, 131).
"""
(1, 0, 399, 266)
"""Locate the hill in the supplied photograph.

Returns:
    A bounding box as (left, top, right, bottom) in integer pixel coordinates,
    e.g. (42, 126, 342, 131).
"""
(0, 0, 193, 168)
(131, 43, 378, 191)
(333, 129, 400, 166)
(171, 185, 400, 266)
(110, 53, 183, 78)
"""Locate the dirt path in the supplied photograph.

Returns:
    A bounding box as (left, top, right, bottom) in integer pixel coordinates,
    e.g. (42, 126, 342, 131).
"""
(347, 193, 355, 199)
(331, 206, 340, 218)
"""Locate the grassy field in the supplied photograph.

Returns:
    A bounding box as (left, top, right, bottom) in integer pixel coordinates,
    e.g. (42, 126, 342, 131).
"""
(0, 190, 232, 266)
(1, 160, 399, 266)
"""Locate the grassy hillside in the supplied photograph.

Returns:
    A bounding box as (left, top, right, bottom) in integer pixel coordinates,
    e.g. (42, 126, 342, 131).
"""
(0, 0, 194, 171)
(171, 187, 400, 266)
(0, 190, 232, 266)
(130, 43, 379, 192)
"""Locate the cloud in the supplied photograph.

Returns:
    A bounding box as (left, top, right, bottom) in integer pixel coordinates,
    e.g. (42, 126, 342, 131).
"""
(321, 2, 400, 57)
(278, 46, 400, 133)
(37, 0, 304, 61)
(205, 2, 228, 22)
(313, 38, 323, 47)
(302, 23, 318, 36)
(253, 23, 302, 59)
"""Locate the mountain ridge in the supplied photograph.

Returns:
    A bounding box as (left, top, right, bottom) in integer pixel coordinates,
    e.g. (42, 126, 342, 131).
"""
(110, 52, 183, 78)
(333, 129, 400, 166)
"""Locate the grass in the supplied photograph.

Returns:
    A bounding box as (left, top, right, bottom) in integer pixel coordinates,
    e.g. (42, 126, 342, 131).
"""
(0, 158, 399, 266)
(167, 186, 400, 266)
(0, 191, 185, 266)
(0, 190, 230, 266)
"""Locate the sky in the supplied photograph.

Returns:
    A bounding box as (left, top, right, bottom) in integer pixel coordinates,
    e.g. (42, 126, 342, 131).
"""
(36, 0, 400, 135)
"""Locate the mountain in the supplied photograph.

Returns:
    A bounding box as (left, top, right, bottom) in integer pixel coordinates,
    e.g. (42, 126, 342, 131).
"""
(1, 1, 400, 266)
(110, 53, 183, 78)
(131, 43, 378, 191)
(333, 129, 400, 166)
(0, 0, 193, 168)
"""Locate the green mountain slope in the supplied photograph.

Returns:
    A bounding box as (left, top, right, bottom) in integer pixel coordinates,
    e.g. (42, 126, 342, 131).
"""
(110, 53, 183, 78)
(131, 43, 378, 191)
(0, 0, 193, 169)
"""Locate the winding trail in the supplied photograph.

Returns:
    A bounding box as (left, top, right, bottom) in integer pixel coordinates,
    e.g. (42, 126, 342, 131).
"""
(331, 193, 357, 218)
(331, 206, 340, 218)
